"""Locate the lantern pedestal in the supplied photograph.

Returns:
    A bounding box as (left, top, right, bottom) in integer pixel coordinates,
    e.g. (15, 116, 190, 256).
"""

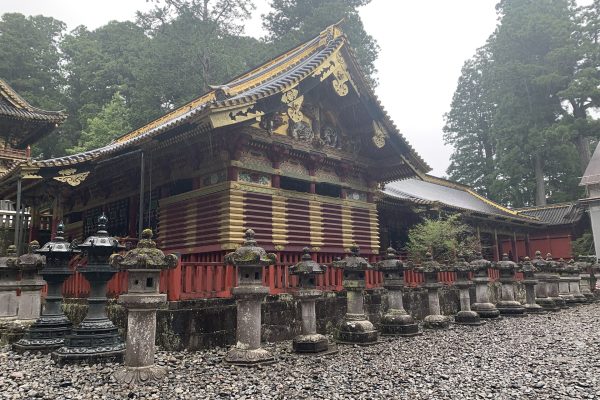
(535, 273, 559, 312)
(454, 279, 484, 326)
(292, 290, 330, 353)
(52, 267, 125, 365)
(558, 275, 576, 305)
(423, 283, 450, 329)
(523, 279, 544, 314)
(496, 262, 525, 317)
(471, 276, 500, 319)
(380, 289, 421, 336)
(579, 272, 595, 302)
(114, 293, 167, 384)
(13, 270, 73, 353)
(548, 275, 567, 309)
(225, 286, 274, 366)
(336, 288, 378, 345)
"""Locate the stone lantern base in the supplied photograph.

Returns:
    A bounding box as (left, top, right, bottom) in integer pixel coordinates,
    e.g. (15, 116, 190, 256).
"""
(496, 301, 526, 317)
(583, 292, 596, 302)
(380, 312, 421, 336)
(114, 365, 167, 385)
(335, 316, 379, 345)
(471, 303, 500, 319)
(13, 314, 72, 353)
(523, 303, 545, 314)
(292, 333, 330, 353)
(551, 296, 568, 309)
(225, 347, 275, 366)
(536, 297, 559, 312)
(454, 310, 485, 326)
(423, 314, 450, 329)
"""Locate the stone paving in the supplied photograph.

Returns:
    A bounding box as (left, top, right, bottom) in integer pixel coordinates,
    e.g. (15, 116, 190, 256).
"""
(2, 303, 600, 399)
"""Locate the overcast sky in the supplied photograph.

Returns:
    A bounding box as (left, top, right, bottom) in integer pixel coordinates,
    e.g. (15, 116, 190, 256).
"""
(1, 0, 504, 176)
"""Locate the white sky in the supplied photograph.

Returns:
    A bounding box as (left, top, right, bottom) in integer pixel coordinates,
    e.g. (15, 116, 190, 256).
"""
(0, 0, 503, 176)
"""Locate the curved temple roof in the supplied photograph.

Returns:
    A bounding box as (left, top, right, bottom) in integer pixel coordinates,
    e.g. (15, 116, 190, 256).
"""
(0, 23, 429, 185)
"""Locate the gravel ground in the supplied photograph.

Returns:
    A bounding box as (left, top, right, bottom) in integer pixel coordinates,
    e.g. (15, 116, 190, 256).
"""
(2, 303, 600, 400)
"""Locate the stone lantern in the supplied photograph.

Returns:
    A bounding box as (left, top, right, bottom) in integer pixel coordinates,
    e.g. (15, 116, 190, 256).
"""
(377, 247, 420, 336)
(453, 254, 484, 326)
(417, 253, 450, 329)
(52, 214, 126, 364)
(519, 257, 544, 313)
(13, 222, 79, 353)
(13, 241, 46, 322)
(289, 247, 333, 353)
(469, 252, 500, 319)
(224, 229, 276, 366)
(575, 256, 595, 302)
(545, 254, 567, 309)
(0, 246, 19, 322)
(110, 228, 178, 384)
(495, 254, 525, 316)
(568, 258, 586, 303)
(532, 251, 558, 312)
(333, 244, 378, 345)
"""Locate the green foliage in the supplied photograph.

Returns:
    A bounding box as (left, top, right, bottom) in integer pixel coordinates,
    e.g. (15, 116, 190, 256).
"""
(67, 92, 132, 154)
(0, 2, 380, 158)
(445, 0, 599, 207)
(404, 215, 480, 264)
(572, 231, 595, 256)
(263, 0, 379, 85)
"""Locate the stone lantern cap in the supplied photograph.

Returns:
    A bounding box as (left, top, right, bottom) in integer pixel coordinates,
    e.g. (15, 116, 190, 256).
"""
(290, 247, 326, 277)
(376, 247, 404, 272)
(544, 253, 562, 273)
(519, 256, 537, 280)
(574, 255, 592, 273)
(37, 221, 80, 259)
(110, 228, 178, 271)
(333, 243, 372, 272)
(225, 229, 276, 267)
(414, 253, 446, 273)
(78, 214, 125, 254)
(495, 254, 518, 272)
(531, 251, 550, 273)
(452, 254, 473, 273)
(13, 241, 45, 271)
(0, 245, 18, 271)
(469, 252, 491, 272)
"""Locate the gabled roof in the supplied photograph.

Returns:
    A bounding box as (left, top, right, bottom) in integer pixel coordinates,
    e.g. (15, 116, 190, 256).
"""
(0, 78, 66, 147)
(0, 23, 429, 184)
(515, 203, 584, 226)
(581, 142, 600, 186)
(383, 175, 542, 224)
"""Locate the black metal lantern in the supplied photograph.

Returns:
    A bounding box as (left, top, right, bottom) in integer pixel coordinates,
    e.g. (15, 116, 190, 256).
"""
(52, 214, 126, 364)
(14, 222, 80, 353)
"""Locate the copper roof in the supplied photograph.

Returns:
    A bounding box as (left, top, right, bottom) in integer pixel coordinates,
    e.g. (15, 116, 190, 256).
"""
(515, 203, 584, 226)
(0, 23, 429, 184)
(0, 79, 66, 125)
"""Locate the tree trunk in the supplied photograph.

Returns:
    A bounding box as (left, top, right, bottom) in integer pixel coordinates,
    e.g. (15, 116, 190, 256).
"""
(574, 135, 591, 174)
(534, 153, 546, 206)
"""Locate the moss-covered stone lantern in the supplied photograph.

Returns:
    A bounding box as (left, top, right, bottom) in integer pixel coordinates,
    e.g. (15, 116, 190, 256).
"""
(52, 214, 126, 365)
(416, 253, 450, 329)
(333, 244, 378, 345)
(14, 222, 79, 353)
(495, 254, 525, 316)
(289, 247, 334, 353)
(224, 229, 276, 366)
(532, 251, 558, 312)
(520, 257, 544, 314)
(568, 258, 586, 303)
(0, 246, 19, 343)
(545, 254, 567, 309)
(470, 252, 500, 319)
(576, 256, 595, 302)
(110, 228, 178, 384)
(453, 254, 484, 326)
(377, 247, 420, 336)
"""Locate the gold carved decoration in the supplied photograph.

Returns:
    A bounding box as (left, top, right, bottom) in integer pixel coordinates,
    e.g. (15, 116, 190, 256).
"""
(281, 89, 304, 123)
(372, 121, 387, 149)
(53, 169, 90, 187)
(312, 50, 353, 97)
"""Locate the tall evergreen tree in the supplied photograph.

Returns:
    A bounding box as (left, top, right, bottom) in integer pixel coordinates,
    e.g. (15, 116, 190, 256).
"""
(263, 0, 379, 84)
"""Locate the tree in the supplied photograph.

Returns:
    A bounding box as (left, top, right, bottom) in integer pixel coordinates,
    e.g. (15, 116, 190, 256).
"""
(263, 0, 379, 84)
(67, 92, 132, 154)
(404, 215, 479, 264)
(444, 46, 497, 198)
(0, 13, 67, 157)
